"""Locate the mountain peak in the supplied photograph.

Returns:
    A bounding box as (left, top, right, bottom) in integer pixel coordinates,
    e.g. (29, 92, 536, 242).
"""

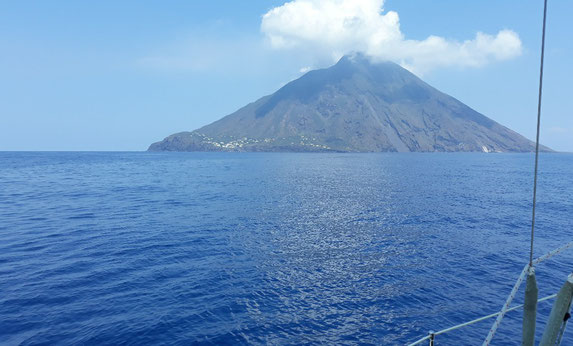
(334, 53, 402, 72)
(149, 56, 547, 153)
(336, 52, 372, 65)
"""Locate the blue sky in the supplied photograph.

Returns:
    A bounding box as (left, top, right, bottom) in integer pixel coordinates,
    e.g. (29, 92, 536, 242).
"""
(1, 1, 571, 151)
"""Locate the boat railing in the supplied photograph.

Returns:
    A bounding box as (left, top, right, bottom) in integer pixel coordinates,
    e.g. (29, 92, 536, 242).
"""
(407, 241, 573, 346)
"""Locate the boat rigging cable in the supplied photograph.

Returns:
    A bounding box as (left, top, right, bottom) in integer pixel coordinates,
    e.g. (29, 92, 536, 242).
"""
(529, 0, 548, 267)
(483, 0, 549, 343)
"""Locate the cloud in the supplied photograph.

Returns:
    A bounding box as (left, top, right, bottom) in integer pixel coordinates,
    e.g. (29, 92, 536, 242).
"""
(261, 0, 522, 74)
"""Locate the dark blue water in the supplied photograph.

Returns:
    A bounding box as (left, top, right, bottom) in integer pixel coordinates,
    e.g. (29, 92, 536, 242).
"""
(1, 152, 572, 345)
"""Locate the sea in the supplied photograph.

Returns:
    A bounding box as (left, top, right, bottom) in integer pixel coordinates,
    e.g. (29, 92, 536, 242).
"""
(1, 152, 572, 345)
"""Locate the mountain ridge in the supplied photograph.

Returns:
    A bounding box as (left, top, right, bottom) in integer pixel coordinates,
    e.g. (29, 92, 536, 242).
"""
(149, 54, 548, 153)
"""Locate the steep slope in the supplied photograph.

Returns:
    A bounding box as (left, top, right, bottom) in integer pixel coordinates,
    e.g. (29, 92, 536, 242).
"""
(149, 54, 545, 152)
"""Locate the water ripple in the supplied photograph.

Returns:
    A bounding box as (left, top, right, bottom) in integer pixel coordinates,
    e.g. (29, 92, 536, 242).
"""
(0, 152, 572, 345)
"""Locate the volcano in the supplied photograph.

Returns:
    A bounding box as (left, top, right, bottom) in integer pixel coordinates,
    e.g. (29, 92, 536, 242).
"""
(149, 54, 544, 152)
